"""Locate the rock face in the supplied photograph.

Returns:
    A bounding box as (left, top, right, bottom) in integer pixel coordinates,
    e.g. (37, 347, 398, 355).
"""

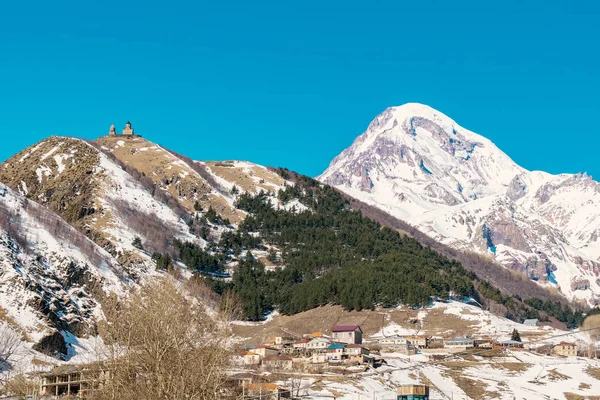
(0, 183, 124, 361)
(32, 331, 68, 359)
(320, 103, 600, 304)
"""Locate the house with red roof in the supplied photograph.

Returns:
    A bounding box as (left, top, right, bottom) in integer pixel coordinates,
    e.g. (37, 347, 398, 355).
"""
(332, 325, 363, 345)
(254, 345, 279, 358)
(292, 338, 310, 350)
(552, 342, 578, 357)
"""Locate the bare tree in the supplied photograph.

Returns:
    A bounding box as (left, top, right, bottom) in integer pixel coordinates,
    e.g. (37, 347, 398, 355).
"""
(0, 324, 21, 373)
(1, 374, 38, 398)
(583, 314, 600, 358)
(92, 277, 233, 400)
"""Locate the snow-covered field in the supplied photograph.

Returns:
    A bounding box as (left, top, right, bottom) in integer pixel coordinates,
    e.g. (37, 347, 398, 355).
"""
(286, 351, 600, 400)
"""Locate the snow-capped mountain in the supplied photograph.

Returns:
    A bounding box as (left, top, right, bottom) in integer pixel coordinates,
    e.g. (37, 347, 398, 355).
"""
(319, 103, 600, 305)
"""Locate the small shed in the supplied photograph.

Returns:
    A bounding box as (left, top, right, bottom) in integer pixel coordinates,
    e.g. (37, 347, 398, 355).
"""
(523, 319, 539, 327)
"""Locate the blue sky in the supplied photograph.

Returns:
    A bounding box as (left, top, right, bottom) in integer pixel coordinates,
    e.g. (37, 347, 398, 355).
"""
(0, 0, 598, 178)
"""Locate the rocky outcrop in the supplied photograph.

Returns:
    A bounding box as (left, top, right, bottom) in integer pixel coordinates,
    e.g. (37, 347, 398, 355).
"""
(507, 175, 528, 201)
(0, 137, 101, 228)
(571, 278, 591, 292)
(32, 331, 68, 359)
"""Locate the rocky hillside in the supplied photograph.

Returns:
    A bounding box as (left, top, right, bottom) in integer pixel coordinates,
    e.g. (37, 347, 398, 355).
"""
(0, 183, 125, 360)
(320, 103, 600, 305)
(0, 134, 291, 361)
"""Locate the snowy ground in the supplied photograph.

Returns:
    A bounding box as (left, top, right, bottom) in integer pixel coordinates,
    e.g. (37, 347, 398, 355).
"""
(270, 350, 600, 400)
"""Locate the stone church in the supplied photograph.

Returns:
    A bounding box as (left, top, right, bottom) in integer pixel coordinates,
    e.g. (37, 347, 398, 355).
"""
(108, 121, 135, 136)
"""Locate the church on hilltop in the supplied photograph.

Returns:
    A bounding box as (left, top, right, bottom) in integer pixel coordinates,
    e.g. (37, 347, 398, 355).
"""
(108, 121, 136, 136)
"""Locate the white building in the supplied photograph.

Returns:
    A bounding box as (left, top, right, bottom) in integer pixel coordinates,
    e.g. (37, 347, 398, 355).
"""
(307, 337, 331, 351)
(378, 335, 409, 346)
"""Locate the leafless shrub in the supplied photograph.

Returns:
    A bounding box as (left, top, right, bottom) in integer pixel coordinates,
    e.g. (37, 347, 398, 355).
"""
(0, 193, 110, 267)
(583, 314, 600, 358)
(93, 277, 233, 400)
(111, 199, 178, 257)
(0, 374, 38, 397)
(0, 324, 21, 371)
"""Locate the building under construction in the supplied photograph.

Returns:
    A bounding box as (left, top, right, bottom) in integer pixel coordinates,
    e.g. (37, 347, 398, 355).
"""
(38, 363, 110, 398)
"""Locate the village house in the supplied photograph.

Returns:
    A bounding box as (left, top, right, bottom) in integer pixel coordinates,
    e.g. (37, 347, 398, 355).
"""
(444, 338, 474, 349)
(231, 372, 262, 387)
(377, 335, 416, 354)
(426, 336, 444, 349)
(311, 352, 328, 364)
(379, 335, 409, 346)
(345, 344, 370, 364)
(254, 345, 279, 358)
(306, 337, 331, 351)
(262, 355, 293, 370)
(266, 336, 295, 350)
(523, 318, 539, 327)
(552, 342, 578, 357)
(292, 338, 310, 350)
(326, 343, 347, 362)
(397, 384, 429, 400)
(473, 338, 494, 349)
(332, 325, 363, 345)
(406, 335, 428, 349)
(241, 351, 261, 366)
(245, 383, 290, 400)
(493, 340, 524, 349)
(275, 336, 294, 345)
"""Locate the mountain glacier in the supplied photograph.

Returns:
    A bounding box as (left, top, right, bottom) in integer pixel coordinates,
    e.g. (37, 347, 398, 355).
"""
(319, 103, 600, 305)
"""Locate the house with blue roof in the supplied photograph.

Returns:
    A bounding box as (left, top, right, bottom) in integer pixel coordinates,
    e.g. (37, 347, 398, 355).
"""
(326, 343, 347, 362)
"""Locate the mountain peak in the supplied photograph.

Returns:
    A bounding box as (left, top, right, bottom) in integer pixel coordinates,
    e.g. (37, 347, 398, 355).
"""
(320, 104, 522, 209)
(388, 102, 447, 117)
(320, 105, 600, 305)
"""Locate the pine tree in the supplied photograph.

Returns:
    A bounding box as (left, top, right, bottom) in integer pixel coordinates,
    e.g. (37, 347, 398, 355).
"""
(206, 206, 218, 224)
(267, 248, 278, 263)
(152, 252, 172, 270)
(132, 237, 144, 250)
(511, 328, 521, 342)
